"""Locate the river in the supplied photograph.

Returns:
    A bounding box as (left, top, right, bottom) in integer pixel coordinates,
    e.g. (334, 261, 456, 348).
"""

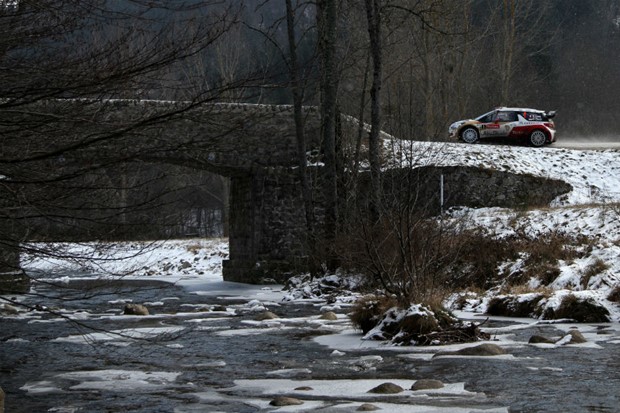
(1, 274, 618, 412)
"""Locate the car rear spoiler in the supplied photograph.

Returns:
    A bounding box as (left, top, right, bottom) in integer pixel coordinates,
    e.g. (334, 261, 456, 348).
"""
(546, 110, 557, 119)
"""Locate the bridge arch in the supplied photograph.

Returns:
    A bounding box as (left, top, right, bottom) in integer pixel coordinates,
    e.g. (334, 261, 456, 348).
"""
(1, 99, 330, 283)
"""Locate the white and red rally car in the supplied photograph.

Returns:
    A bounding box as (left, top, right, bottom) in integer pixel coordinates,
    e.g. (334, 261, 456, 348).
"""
(448, 107, 556, 147)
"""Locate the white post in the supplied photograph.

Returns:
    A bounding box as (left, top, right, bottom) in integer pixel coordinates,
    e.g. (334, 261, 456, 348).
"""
(440, 174, 444, 215)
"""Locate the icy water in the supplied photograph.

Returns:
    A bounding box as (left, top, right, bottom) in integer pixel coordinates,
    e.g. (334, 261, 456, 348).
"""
(1, 276, 619, 412)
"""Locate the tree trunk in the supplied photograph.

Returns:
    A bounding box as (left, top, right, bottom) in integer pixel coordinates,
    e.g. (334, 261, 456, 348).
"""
(365, 0, 383, 224)
(285, 0, 315, 236)
(317, 0, 339, 269)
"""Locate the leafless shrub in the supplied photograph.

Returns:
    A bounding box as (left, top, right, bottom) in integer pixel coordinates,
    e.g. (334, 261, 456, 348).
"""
(337, 214, 461, 307)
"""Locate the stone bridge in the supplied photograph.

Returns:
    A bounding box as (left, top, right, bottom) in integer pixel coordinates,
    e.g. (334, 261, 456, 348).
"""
(1, 99, 572, 285)
(1, 99, 336, 283)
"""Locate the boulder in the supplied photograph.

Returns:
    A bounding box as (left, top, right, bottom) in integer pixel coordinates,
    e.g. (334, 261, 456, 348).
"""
(0, 303, 18, 315)
(269, 396, 303, 406)
(529, 335, 556, 344)
(357, 403, 379, 411)
(367, 382, 404, 394)
(320, 311, 338, 321)
(254, 311, 279, 321)
(123, 303, 149, 316)
(564, 330, 587, 344)
(434, 343, 507, 358)
(179, 260, 192, 270)
(411, 379, 444, 390)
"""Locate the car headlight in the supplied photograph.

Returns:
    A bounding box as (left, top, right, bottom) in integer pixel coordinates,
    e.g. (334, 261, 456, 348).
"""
(449, 121, 463, 132)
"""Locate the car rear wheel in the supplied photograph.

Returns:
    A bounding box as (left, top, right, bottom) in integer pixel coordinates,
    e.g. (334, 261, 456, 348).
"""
(529, 130, 547, 147)
(460, 127, 479, 144)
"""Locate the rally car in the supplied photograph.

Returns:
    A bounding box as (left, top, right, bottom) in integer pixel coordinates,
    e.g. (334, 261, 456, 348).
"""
(448, 107, 556, 147)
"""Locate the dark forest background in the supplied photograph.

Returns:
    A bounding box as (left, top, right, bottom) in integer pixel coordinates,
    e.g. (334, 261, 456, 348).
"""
(2, 0, 619, 244)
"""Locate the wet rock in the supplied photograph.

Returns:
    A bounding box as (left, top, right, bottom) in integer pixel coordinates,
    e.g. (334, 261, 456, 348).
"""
(123, 303, 149, 316)
(563, 330, 587, 344)
(320, 311, 338, 320)
(212, 305, 227, 312)
(0, 303, 18, 315)
(254, 311, 278, 321)
(367, 382, 404, 394)
(411, 379, 444, 390)
(294, 386, 313, 391)
(357, 403, 379, 411)
(269, 396, 303, 406)
(529, 335, 556, 344)
(0, 386, 4, 413)
(434, 343, 507, 358)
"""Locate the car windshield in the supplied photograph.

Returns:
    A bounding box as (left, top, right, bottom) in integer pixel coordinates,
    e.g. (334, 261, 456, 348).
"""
(475, 111, 495, 123)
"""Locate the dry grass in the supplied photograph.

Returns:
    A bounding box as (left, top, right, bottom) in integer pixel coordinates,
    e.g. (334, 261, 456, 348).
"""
(500, 284, 553, 296)
(186, 243, 201, 254)
(581, 258, 610, 289)
(447, 229, 594, 291)
(607, 286, 620, 302)
(487, 295, 546, 318)
(349, 295, 398, 334)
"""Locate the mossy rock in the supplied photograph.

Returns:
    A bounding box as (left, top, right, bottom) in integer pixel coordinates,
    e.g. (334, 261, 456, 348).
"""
(411, 379, 444, 390)
(529, 335, 556, 344)
(434, 343, 507, 358)
(367, 382, 404, 394)
(269, 396, 303, 406)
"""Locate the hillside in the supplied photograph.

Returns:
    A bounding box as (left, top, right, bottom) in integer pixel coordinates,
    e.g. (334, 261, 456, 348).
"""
(385, 141, 620, 321)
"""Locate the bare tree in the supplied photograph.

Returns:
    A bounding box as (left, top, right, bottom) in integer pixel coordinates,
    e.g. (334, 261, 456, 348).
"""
(286, 0, 316, 235)
(316, 0, 340, 269)
(364, 0, 383, 222)
(0, 0, 241, 275)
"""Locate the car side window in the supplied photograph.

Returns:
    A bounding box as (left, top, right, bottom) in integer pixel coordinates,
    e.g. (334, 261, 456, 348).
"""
(525, 112, 543, 121)
(497, 111, 517, 122)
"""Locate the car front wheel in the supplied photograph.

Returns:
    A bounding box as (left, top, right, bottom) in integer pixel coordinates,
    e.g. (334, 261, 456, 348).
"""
(529, 130, 547, 147)
(460, 127, 479, 144)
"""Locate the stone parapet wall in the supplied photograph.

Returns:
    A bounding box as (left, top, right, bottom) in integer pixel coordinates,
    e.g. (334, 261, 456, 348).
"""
(382, 165, 573, 213)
